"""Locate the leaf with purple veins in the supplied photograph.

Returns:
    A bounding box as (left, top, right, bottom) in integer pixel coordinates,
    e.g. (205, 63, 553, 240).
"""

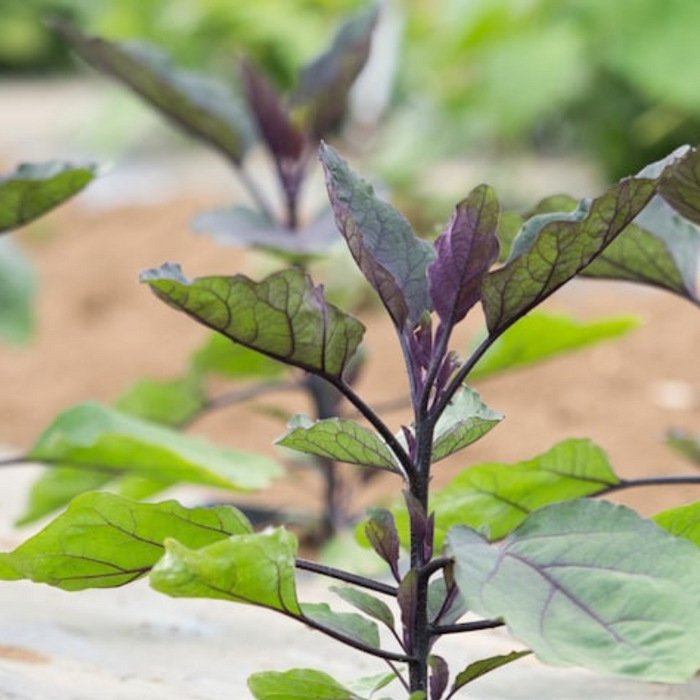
(428, 185, 500, 327)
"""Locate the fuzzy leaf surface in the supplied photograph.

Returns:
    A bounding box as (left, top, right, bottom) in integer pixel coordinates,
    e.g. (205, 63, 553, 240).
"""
(396, 439, 619, 548)
(248, 668, 362, 700)
(447, 499, 700, 682)
(428, 185, 500, 326)
(0, 493, 251, 589)
(142, 264, 364, 379)
(0, 161, 94, 234)
(301, 602, 380, 649)
(53, 21, 253, 164)
(654, 502, 700, 548)
(471, 312, 640, 380)
(0, 238, 36, 344)
(451, 651, 531, 691)
(482, 177, 657, 336)
(26, 402, 281, 492)
(292, 5, 378, 138)
(321, 144, 435, 329)
(431, 387, 503, 462)
(150, 528, 300, 614)
(277, 416, 398, 472)
(329, 585, 395, 630)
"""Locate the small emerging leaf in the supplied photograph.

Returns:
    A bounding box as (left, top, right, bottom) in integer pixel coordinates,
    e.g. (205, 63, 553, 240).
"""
(428, 655, 449, 700)
(320, 144, 435, 329)
(151, 528, 301, 614)
(277, 416, 399, 472)
(142, 264, 364, 380)
(0, 161, 95, 234)
(364, 508, 401, 580)
(447, 500, 700, 682)
(248, 668, 361, 700)
(451, 651, 531, 691)
(0, 493, 251, 589)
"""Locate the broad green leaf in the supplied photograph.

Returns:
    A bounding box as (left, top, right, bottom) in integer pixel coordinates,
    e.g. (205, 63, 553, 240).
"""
(666, 429, 700, 466)
(53, 21, 253, 164)
(0, 237, 36, 344)
(26, 402, 282, 492)
(292, 5, 378, 138)
(0, 161, 95, 234)
(470, 312, 640, 380)
(495, 211, 525, 263)
(447, 499, 700, 682)
(428, 185, 500, 327)
(482, 177, 657, 337)
(396, 439, 619, 548)
(142, 264, 364, 380)
(320, 144, 435, 329)
(277, 416, 399, 472)
(150, 528, 300, 614)
(431, 387, 503, 461)
(654, 501, 700, 548)
(114, 374, 206, 427)
(451, 651, 531, 691)
(190, 332, 284, 380)
(329, 585, 395, 630)
(248, 668, 361, 700)
(301, 602, 380, 649)
(0, 492, 251, 590)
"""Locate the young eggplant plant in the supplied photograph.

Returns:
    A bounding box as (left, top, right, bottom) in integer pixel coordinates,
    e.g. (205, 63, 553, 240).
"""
(3, 142, 700, 700)
(38, 5, 380, 538)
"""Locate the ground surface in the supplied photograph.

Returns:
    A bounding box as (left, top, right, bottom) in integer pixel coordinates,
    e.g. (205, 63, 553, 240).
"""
(1, 78, 700, 699)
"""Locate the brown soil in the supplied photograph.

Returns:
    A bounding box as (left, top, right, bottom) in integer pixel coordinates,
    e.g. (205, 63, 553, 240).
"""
(1, 195, 699, 525)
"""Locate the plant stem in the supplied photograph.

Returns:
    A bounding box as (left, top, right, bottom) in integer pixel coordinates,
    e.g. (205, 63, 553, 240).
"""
(432, 619, 505, 635)
(235, 165, 278, 223)
(295, 558, 397, 596)
(599, 474, 700, 495)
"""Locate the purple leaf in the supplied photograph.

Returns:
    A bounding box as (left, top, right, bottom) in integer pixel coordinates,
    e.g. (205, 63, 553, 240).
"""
(397, 569, 417, 649)
(364, 508, 401, 581)
(320, 144, 435, 329)
(428, 185, 500, 327)
(240, 60, 305, 162)
(429, 655, 449, 700)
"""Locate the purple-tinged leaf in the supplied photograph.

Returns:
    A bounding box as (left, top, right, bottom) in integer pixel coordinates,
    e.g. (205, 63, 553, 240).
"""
(428, 185, 500, 327)
(404, 491, 434, 561)
(240, 60, 304, 162)
(398, 569, 417, 649)
(320, 144, 435, 329)
(276, 415, 400, 473)
(429, 655, 449, 700)
(364, 508, 401, 580)
(292, 5, 379, 138)
(447, 500, 700, 682)
(52, 21, 254, 165)
(192, 205, 340, 257)
(0, 161, 95, 234)
(660, 145, 700, 225)
(141, 264, 364, 380)
(482, 176, 657, 337)
(450, 651, 531, 692)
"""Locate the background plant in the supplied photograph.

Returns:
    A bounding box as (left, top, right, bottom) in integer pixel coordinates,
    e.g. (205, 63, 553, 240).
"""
(2, 141, 700, 698)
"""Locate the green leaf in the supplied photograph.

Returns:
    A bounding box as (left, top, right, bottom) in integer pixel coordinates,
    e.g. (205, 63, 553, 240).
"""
(248, 668, 361, 700)
(396, 439, 619, 548)
(301, 602, 380, 649)
(142, 264, 364, 380)
(0, 492, 251, 590)
(346, 673, 396, 698)
(329, 585, 395, 630)
(26, 401, 282, 492)
(451, 651, 531, 691)
(665, 429, 700, 467)
(659, 144, 700, 226)
(53, 21, 253, 164)
(114, 374, 206, 427)
(190, 331, 284, 380)
(150, 528, 300, 614)
(482, 176, 657, 337)
(0, 237, 36, 344)
(0, 161, 95, 234)
(470, 312, 640, 380)
(447, 499, 700, 682)
(431, 387, 503, 461)
(654, 501, 700, 548)
(277, 416, 399, 472)
(320, 143, 435, 329)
